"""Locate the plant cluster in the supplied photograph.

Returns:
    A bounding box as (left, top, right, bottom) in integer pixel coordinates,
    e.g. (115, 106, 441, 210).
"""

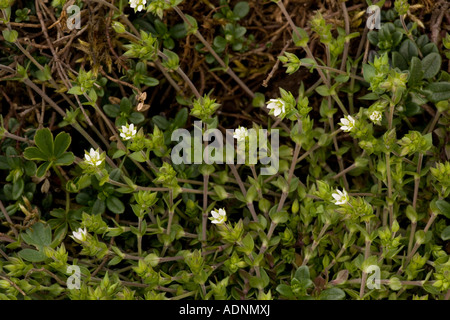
(0, 0, 449, 300)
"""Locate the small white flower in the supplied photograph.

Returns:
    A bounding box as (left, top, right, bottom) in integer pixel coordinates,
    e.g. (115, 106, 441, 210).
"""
(339, 115, 356, 132)
(266, 98, 286, 117)
(369, 111, 382, 124)
(210, 208, 227, 224)
(119, 123, 137, 140)
(233, 126, 248, 142)
(84, 148, 103, 167)
(332, 188, 349, 205)
(129, 0, 146, 12)
(72, 228, 87, 242)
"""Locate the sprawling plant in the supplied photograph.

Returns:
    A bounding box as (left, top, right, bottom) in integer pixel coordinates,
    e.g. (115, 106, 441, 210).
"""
(0, 0, 448, 300)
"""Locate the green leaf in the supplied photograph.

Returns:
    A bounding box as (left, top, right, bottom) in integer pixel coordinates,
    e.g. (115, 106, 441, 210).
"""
(106, 196, 125, 214)
(129, 151, 147, 162)
(399, 39, 418, 61)
(152, 116, 170, 130)
(88, 88, 97, 102)
(435, 200, 450, 219)
(233, 1, 250, 19)
(53, 132, 71, 158)
(143, 76, 159, 87)
(240, 233, 254, 253)
(408, 57, 423, 87)
(18, 249, 47, 262)
(0, 156, 10, 170)
(269, 210, 288, 224)
(2, 29, 18, 43)
(23, 161, 36, 176)
(252, 92, 265, 107)
(35, 64, 52, 81)
(23, 147, 48, 161)
(174, 108, 188, 128)
(213, 36, 227, 52)
(362, 64, 376, 83)
(319, 288, 346, 300)
(54, 152, 75, 166)
(183, 14, 198, 35)
(421, 52, 441, 79)
(103, 104, 120, 118)
(441, 226, 450, 241)
(128, 112, 145, 124)
(391, 51, 408, 71)
(292, 27, 309, 47)
(34, 128, 54, 158)
(112, 149, 126, 159)
(67, 86, 84, 95)
(424, 82, 450, 103)
(416, 34, 429, 48)
(276, 284, 294, 298)
(12, 178, 24, 200)
(421, 43, 438, 56)
(315, 85, 331, 97)
(21, 222, 52, 248)
(120, 98, 132, 113)
(92, 199, 106, 215)
(249, 276, 265, 289)
(294, 266, 310, 282)
(213, 185, 228, 200)
(367, 31, 378, 45)
(36, 161, 52, 178)
(170, 23, 187, 39)
(358, 92, 380, 100)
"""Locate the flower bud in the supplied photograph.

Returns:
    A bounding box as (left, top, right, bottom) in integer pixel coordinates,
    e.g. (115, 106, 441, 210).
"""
(112, 21, 126, 34)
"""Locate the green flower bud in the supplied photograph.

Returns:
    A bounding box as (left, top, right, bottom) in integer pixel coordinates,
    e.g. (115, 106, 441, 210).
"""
(394, 0, 410, 15)
(111, 21, 126, 34)
(414, 230, 426, 245)
(258, 198, 271, 214)
(0, 280, 10, 289)
(0, 0, 14, 9)
(190, 94, 221, 122)
(278, 52, 301, 75)
(291, 198, 299, 214)
(389, 277, 402, 291)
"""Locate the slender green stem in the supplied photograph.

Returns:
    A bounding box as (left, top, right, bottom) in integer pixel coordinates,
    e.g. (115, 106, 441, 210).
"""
(408, 153, 423, 254)
(359, 221, 371, 299)
(302, 223, 330, 266)
(276, 1, 328, 86)
(385, 152, 394, 227)
(228, 164, 258, 222)
(399, 15, 423, 58)
(137, 217, 143, 256)
(398, 213, 437, 275)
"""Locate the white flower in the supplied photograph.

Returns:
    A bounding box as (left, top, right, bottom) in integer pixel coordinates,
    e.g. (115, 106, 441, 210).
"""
(233, 126, 248, 142)
(210, 208, 227, 224)
(339, 115, 356, 132)
(369, 111, 382, 124)
(84, 148, 103, 167)
(119, 123, 137, 140)
(72, 228, 87, 242)
(332, 188, 349, 205)
(266, 98, 286, 117)
(129, 0, 146, 12)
